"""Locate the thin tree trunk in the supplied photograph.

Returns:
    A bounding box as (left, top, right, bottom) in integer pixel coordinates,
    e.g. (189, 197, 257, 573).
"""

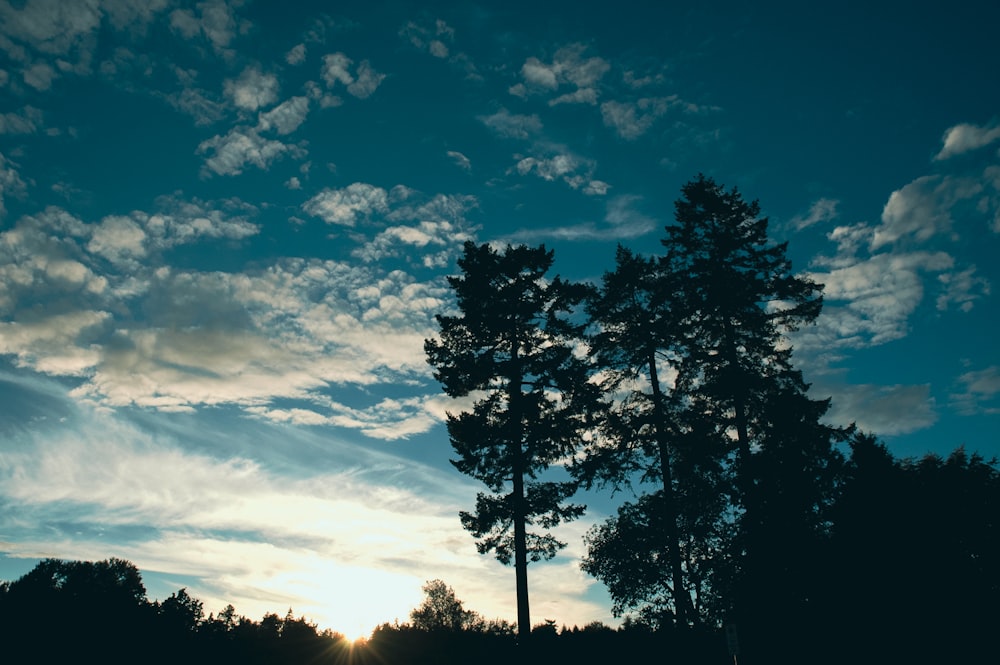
(509, 340, 531, 642)
(648, 350, 691, 629)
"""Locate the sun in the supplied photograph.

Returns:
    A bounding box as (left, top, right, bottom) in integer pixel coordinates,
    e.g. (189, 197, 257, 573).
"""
(282, 558, 423, 640)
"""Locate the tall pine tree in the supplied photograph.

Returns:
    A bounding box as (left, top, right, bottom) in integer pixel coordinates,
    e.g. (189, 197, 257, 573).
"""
(425, 241, 600, 641)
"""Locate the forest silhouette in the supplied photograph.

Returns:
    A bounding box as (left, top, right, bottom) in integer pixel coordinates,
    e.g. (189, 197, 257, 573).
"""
(4, 177, 997, 664)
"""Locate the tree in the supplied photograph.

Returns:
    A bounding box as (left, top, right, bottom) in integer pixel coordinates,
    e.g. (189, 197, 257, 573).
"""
(660, 175, 848, 656)
(409, 579, 480, 631)
(579, 177, 848, 654)
(425, 241, 601, 640)
(579, 246, 730, 628)
(159, 587, 204, 633)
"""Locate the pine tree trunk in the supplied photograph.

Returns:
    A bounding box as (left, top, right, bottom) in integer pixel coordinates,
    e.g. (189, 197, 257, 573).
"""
(509, 341, 531, 642)
(648, 351, 690, 629)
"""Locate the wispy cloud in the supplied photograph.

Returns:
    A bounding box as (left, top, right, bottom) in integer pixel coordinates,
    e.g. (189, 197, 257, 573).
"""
(447, 150, 471, 171)
(0, 152, 28, 217)
(790, 197, 839, 230)
(399, 18, 455, 59)
(0, 390, 608, 633)
(821, 382, 937, 435)
(479, 108, 543, 140)
(950, 365, 1000, 415)
(507, 194, 655, 242)
(935, 120, 1000, 160)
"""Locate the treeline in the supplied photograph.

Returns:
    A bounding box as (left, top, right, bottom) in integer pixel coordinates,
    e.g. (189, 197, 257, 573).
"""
(0, 560, 724, 664)
(424, 175, 1000, 663)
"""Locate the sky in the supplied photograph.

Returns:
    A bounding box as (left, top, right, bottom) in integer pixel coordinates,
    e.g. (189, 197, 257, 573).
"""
(1, 0, 998, 639)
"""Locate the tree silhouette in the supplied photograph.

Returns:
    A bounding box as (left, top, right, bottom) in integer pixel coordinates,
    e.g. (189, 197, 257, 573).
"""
(410, 579, 480, 631)
(580, 246, 731, 628)
(425, 241, 601, 640)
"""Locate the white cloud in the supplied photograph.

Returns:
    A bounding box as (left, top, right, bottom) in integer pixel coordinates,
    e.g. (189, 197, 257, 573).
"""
(285, 43, 306, 65)
(600, 97, 676, 140)
(935, 121, 1000, 160)
(806, 250, 955, 347)
(513, 147, 599, 192)
(321, 52, 353, 87)
(518, 44, 610, 105)
(790, 197, 839, 230)
(479, 108, 543, 139)
(447, 150, 471, 171)
(257, 96, 309, 135)
(877, 175, 972, 248)
(285, 176, 301, 190)
(321, 52, 386, 99)
(348, 60, 386, 99)
(87, 214, 148, 263)
(224, 66, 279, 112)
(302, 183, 389, 226)
(584, 180, 610, 196)
(507, 194, 654, 242)
(197, 127, 305, 177)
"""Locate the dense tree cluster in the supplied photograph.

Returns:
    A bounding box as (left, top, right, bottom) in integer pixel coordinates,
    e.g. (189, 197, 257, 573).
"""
(426, 175, 1000, 663)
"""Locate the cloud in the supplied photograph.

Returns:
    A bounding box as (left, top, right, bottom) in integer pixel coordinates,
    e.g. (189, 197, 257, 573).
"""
(302, 183, 390, 226)
(479, 108, 543, 140)
(447, 150, 471, 171)
(197, 127, 305, 177)
(0, 0, 170, 91)
(399, 18, 454, 58)
(518, 44, 610, 106)
(936, 266, 990, 312)
(821, 383, 937, 435)
(348, 60, 386, 99)
(876, 175, 977, 248)
(512, 147, 600, 192)
(354, 193, 479, 268)
(257, 96, 310, 135)
(600, 97, 678, 140)
(935, 120, 1000, 160)
(950, 365, 1000, 416)
(285, 43, 306, 65)
(0, 106, 43, 135)
(169, 0, 245, 57)
(806, 250, 955, 348)
(790, 197, 839, 230)
(0, 152, 28, 217)
(160, 86, 227, 126)
(321, 52, 386, 99)
(507, 194, 655, 242)
(224, 66, 279, 112)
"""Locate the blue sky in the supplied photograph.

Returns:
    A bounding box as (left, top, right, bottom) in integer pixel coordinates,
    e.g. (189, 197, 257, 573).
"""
(1, 0, 998, 637)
